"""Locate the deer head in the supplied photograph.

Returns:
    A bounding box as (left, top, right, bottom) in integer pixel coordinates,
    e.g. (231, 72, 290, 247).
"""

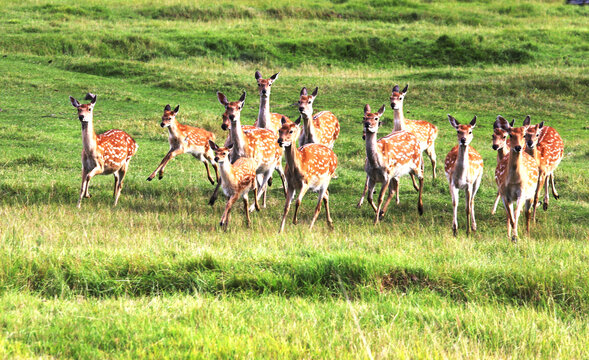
(160, 104, 180, 128)
(363, 104, 386, 134)
(255, 71, 279, 98)
(277, 116, 302, 147)
(498, 115, 529, 153)
(524, 117, 544, 149)
(69, 93, 97, 122)
(492, 117, 514, 150)
(217, 91, 246, 131)
(390, 84, 408, 111)
(298, 87, 318, 118)
(209, 140, 233, 163)
(448, 114, 477, 146)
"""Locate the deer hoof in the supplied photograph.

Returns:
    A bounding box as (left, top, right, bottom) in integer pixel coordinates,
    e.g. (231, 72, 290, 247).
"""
(418, 205, 424, 216)
(267, 178, 273, 187)
(452, 227, 457, 237)
(378, 210, 385, 220)
(543, 202, 548, 211)
(147, 176, 153, 181)
(511, 235, 518, 244)
(553, 194, 560, 200)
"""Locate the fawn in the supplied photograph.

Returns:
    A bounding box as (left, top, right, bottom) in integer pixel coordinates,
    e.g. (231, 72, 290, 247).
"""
(357, 104, 424, 224)
(277, 117, 338, 233)
(211, 91, 286, 209)
(495, 116, 539, 242)
(444, 115, 484, 236)
(209, 140, 260, 230)
(297, 87, 340, 149)
(491, 118, 514, 215)
(390, 84, 439, 181)
(253, 71, 290, 134)
(523, 116, 564, 221)
(147, 104, 218, 185)
(69, 93, 137, 208)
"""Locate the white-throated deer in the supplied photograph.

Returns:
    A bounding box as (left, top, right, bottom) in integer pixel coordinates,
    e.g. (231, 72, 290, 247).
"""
(444, 115, 484, 236)
(69, 93, 138, 208)
(491, 118, 514, 215)
(209, 140, 260, 230)
(147, 104, 218, 185)
(523, 116, 564, 221)
(495, 116, 539, 242)
(357, 104, 424, 224)
(390, 84, 439, 181)
(210, 91, 286, 209)
(277, 117, 338, 233)
(253, 71, 290, 134)
(297, 87, 340, 149)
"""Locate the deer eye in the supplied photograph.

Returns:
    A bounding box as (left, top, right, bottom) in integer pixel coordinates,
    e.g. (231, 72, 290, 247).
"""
(469, 131, 472, 134)
(289, 130, 293, 134)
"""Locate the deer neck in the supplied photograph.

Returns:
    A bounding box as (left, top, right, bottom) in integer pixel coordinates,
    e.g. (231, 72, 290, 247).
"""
(507, 149, 527, 184)
(393, 106, 405, 131)
(283, 141, 302, 174)
(166, 120, 181, 139)
(301, 110, 317, 142)
(453, 145, 470, 182)
(218, 160, 235, 188)
(497, 145, 509, 162)
(81, 118, 98, 154)
(524, 144, 539, 163)
(364, 130, 381, 168)
(229, 115, 247, 161)
(257, 94, 270, 129)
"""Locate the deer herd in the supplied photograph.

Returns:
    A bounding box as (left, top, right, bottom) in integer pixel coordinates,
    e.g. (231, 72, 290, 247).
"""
(68, 72, 565, 242)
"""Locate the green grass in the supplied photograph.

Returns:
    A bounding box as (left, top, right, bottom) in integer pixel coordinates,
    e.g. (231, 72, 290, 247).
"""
(0, 0, 588, 358)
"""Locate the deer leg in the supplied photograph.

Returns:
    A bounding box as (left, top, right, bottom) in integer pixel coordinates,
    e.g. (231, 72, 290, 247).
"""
(243, 195, 251, 228)
(251, 172, 270, 212)
(220, 194, 239, 231)
(374, 179, 391, 225)
(275, 163, 288, 198)
(293, 184, 310, 225)
(113, 162, 129, 207)
(208, 181, 221, 206)
(78, 168, 89, 208)
(417, 173, 424, 216)
(426, 144, 437, 181)
(465, 186, 472, 235)
(409, 173, 419, 192)
(253, 183, 260, 211)
(450, 183, 459, 237)
(357, 175, 369, 208)
(502, 198, 514, 241)
(81, 166, 102, 204)
(525, 199, 532, 234)
(323, 190, 334, 229)
(471, 177, 481, 233)
(113, 171, 121, 205)
(365, 178, 378, 213)
(513, 198, 525, 243)
(532, 174, 546, 222)
(491, 190, 501, 215)
(543, 174, 550, 211)
(380, 178, 398, 220)
(394, 178, 400, 205)
(279, 187, 296, 234)
(550, 173, 559, 200)
(147, 148, 182, 181)
(310, 187, 327, 230)
(204, 161, 215, 185)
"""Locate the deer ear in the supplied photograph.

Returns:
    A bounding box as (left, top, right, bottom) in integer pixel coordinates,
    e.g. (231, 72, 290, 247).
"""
(364, 104, 371, 114)
(523, 115, 531, 126)
(470, 115, 477, 128)
(281, 116, 287, 125)
(538, 121, 544, 129)
(311, 87, 318, 97)
(164, 104, 171, 111)
(392, 85, 400, 93)
(239, 91, 246, 103)
(84, 93, 96, 104)
(69, 96, 80, 108)
(496, 115, 511, 131)
(227, 143, 233, 149)
(217, 91, 228, 106)
(269, 72, 279, 81)
(173, 105, 179, 114)
(510, 119, 515, 127)
(300, 87, 307, 96)
(378, 104, 386, 115)
(255, 71, 262, 80)
(447, 114, 459, 129)
(402, 84, 409, 94)
(295, 115, 302, 126)
(208, 140, 218, 151)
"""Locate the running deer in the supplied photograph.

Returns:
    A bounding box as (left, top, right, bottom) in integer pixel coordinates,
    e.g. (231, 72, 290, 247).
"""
(491, 118, 514, 215)
(495, 116, 539, 243)
(297, 87, 340, 148)
(69, 93, 138, 208)
(209, 140, 260, 230)
(277, 117, 338, 233)
(390, 84, 439, 181)
(444, 115, 484, 236)
(523, 116, 564, 221)
(253, 71, 290, 134)
(211, 91, 286, 209)
(357, 104, 424, 224)
(147, 104, 218, 185)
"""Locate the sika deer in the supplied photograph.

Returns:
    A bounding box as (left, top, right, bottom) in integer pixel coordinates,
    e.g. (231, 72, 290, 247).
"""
(495, 116, 539, 242)
(253, 71, 290, 134)
(147, 104, 218, 185)
(357, 104, 424, 224)
(277, 117, 338, 234)
(210, 91, 286, 209)
(209, 141, 260, 230)
(297, 87, 340, 149)
(523, 116, 564, 221)
(69, 93, 137, 208)
(444, 115, 484, 236)
(390, 85, 439, 181)
(491, 118, 514, 215)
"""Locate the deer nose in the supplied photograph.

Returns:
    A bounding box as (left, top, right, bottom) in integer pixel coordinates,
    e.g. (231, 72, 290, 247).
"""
(78, 115, 84, 121)
(160, 122, 165, 128)
(261, 89, 267, 95)
(277, 139, 283, 146)
(527, 140, 533, 147)
(229, 114, 235, 121)
(221, 124, 228, 131)
(298, 106, 304, 112)
(514, 145, 522, 152)
(214, 157, 219, 162)
(492, 144, 499, 150)
(460, 137, 466, 144)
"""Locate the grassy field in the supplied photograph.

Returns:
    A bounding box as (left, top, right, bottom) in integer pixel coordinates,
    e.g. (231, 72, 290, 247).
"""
(1, 0, 588, 358)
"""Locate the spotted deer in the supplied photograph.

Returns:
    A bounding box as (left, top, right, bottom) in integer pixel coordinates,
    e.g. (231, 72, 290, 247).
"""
(491, 118, 514, 215)
(277, 117, 338, 233)
(147, 104, 218, 185)
(495, 116, 539, 242)
(252, 71, 290, 134)
(211, 91, 286, 210)
(297, 87, 340, 149)
(444, 115, 484, 236)
(357, 104, 424, 224)
(523, 116, 564, 221)
(390, 85, 439, 182)
(69, 93, 137, 208)
(209, 140, 260, 230)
